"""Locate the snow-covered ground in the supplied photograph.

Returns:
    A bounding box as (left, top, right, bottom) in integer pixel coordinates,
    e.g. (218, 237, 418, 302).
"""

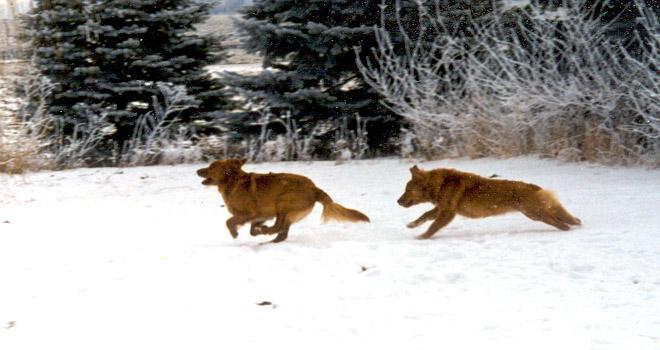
(1, 158, 659, 349)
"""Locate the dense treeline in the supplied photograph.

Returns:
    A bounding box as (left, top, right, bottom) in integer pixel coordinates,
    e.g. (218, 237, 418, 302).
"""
(5, 0, 657, 170)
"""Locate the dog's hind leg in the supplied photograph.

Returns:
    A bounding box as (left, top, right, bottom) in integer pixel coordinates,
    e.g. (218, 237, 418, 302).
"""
(256, 213, 287, 236)
(250, 220, 267, 236)
(270, 225, 290, 243)
(255, 213, 292, 243)
(261, 208, 313, 243)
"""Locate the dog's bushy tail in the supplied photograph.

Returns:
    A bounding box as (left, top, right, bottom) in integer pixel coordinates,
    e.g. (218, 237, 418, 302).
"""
(315, 188, 370, 223)
(536, 189, 582, 226)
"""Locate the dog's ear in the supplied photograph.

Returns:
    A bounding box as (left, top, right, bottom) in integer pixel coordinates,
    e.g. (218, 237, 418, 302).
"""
(227, 158, 247, 168)
(410, 165, 423, 177)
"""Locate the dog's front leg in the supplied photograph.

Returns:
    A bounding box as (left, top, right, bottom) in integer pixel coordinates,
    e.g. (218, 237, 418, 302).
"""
(226, 215, 254, 239)
(417, 210, 456, 239)
(407, 207, 439, 228)
(417, 182, 463, 239)
(226, 217, 241, 239)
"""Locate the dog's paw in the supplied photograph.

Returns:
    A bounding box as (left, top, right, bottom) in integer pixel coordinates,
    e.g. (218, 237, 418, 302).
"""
(416, 234, 431, 240)
(229, 231, 239, 239)
(407, 221, 420, 229)
(250, 226, 262, 236)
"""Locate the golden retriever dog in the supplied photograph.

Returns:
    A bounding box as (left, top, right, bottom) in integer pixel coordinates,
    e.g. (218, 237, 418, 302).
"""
(197, 159, 370, 243)
(398, 166, 581, 239)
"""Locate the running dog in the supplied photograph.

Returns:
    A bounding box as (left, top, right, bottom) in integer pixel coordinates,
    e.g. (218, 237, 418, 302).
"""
(398, 166, 581, 239)
(197, 159, 370, 243)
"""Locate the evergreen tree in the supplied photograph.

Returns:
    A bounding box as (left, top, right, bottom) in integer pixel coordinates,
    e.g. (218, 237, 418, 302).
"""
(26, 0, 229, 163)
(225, 0, 434, 157)
(225, 0, 503, 158)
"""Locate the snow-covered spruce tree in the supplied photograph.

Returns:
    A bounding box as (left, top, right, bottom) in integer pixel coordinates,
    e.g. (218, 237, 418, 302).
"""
(224, 0, 442, 158)
(25, 0, 229, 165)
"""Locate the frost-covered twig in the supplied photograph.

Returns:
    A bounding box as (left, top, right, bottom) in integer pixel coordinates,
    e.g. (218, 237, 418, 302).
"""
(334, 114, 369, 162)
(248, 110, 314, 162)
(358, 0, 659, 165)
(121, 82, 202, 165)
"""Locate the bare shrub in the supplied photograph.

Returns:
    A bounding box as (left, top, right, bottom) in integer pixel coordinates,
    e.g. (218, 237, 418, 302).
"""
(333, 115, 369, 162)
(120, 82, 203, 166)
(246, 110, 315, 162)
(0, 61, 54, 173)
(358, 0, 659, 166)
(195, 108, 373, 163)
(5, 71, 208, 170)
(235, 110, 374, 163)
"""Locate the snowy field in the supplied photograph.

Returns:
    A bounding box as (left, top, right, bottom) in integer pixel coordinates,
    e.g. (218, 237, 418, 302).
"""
(1, 158, 659, 349)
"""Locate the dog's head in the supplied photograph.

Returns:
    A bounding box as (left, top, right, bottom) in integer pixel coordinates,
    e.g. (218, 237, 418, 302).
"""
(397, 165, 432, 208)
(196, 158, 247, 186)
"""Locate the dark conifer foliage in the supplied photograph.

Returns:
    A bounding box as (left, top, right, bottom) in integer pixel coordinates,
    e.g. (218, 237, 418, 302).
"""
(226, 0, 430, 157)
(26, 0, 229, 162)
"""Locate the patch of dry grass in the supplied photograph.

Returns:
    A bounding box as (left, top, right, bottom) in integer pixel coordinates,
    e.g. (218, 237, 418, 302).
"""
(0, 61, 52, 174)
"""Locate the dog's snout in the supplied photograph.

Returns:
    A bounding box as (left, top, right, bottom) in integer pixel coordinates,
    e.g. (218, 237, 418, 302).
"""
(196, 168, 208, 177)
(397, 195, 413, 208)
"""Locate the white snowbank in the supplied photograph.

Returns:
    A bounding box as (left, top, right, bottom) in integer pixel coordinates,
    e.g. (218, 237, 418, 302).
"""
(1, 158, 658, 349)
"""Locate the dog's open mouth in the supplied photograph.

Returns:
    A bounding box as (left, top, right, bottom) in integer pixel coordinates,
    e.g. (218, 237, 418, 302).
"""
(197, 168, 212, 185)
